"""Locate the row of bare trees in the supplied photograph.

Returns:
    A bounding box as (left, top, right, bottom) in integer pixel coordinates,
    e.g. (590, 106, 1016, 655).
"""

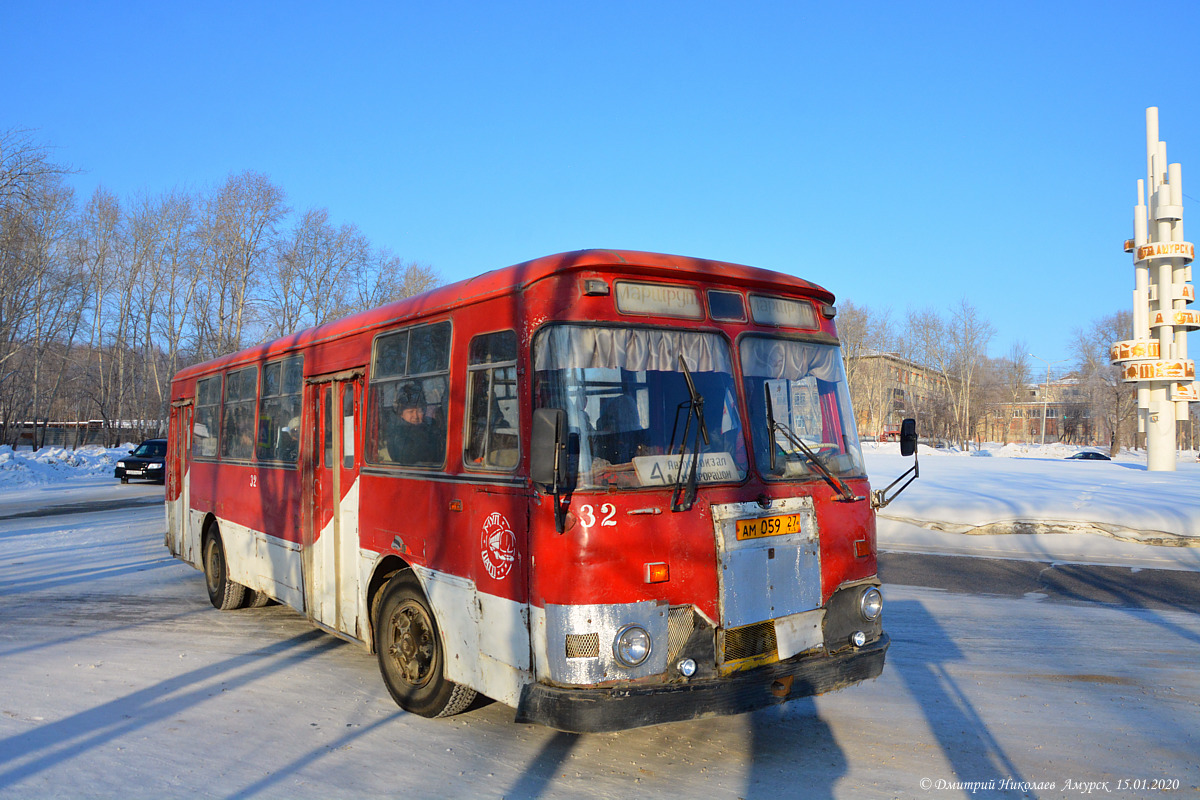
(0, 128, 439, 448)
(840, 299, 996, 449)
(839, 298, 1144, 453)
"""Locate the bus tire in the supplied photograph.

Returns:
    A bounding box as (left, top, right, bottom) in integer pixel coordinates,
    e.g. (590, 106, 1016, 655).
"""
(203, 526, 246, 611)
(375, 572, 476, 718)
(244, 589, 273, 608)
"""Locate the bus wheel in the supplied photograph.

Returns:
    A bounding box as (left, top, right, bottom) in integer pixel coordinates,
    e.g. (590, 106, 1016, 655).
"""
(244, 589, 273, 608)
(375, 572, 476, 718)
(203, 526, 246, 611)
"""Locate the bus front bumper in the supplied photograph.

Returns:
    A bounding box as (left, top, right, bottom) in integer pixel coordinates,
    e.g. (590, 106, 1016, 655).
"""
(514, 632, 889, 733)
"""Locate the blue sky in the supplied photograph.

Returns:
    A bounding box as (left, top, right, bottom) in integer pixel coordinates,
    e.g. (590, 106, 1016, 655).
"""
(5, 1, 1199, 370)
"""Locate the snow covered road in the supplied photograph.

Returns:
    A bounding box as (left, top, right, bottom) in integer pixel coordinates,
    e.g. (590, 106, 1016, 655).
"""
(1, 498, 1198, 798)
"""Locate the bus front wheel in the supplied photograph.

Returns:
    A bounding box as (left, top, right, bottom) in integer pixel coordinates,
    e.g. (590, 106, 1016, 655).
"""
(375, 572, 476, 718)
(203, 526, 246, 611)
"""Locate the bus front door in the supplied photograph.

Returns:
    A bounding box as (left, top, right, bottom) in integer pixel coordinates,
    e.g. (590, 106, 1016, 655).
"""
(306, 375, 365, 640)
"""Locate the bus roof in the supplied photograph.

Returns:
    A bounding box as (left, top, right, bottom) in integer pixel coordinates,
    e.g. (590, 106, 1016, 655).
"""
(172, 249, 834, 382)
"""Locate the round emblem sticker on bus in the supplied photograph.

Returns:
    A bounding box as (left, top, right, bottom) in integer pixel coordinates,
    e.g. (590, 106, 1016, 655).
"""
(481, 512, 516, 580)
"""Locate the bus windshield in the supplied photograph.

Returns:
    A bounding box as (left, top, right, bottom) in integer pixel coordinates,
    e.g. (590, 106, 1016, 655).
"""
(534, 325, 748, 490)
(739, 336, 866, 481)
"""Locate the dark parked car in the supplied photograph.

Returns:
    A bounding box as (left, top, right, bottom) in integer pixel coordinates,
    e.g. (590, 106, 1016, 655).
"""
(1066, 451, 1111, 461)
(115, 438, 168, 483)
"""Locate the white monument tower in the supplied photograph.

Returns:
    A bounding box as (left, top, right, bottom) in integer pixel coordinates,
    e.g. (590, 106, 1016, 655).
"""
(1111, 107, 1197, 471)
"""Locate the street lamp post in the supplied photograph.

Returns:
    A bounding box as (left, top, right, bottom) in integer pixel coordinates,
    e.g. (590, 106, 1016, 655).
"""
(1029, 354, 1067, 446)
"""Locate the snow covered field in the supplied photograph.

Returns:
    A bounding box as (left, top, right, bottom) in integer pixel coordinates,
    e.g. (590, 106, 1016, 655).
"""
(862, 441, 1200, 573)
(1, 444, 1198, 798)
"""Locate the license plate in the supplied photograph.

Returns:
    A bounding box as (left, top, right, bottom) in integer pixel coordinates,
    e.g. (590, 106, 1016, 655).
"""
(735, 513, 804, 540)
(127, 470, 143, 476)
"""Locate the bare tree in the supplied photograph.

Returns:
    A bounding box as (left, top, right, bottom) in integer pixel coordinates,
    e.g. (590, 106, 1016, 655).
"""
(145, 189, 200, 409)
(899, 308, 953, 441)
(0, 132, 80, 446)
(0, 128, 74, 212)
(265, 207, 367, 336)
(265, 216, 442, 339)
(194, 171, 288, 357)
(1074, 311, 1135, 456)
(20, 175, 84, 447)
(75, 187, 122, 438)
(947, 299, 995, 449)
(1, 131, 442, 445)
(992, 342, 1031, 444)
(352, 249, 439, 310)
(838, 301, 901, 439)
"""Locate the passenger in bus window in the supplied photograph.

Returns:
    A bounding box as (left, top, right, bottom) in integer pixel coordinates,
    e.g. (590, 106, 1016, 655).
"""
(387, 386, 441, 466)
(279, 416, 300, 461)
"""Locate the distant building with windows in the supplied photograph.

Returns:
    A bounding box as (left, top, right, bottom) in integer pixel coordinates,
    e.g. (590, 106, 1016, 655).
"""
(846, 353, 1096, 445)
(985, 377, 1094, 444)
(846, 352, 946, 440)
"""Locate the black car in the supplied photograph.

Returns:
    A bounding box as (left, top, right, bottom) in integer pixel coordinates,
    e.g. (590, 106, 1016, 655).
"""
(1066, 451, 1111, 461)
(115, 438, 168, 483)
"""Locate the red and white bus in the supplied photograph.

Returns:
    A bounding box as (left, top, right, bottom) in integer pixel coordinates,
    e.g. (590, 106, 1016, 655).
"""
(165, 249, 915, 732)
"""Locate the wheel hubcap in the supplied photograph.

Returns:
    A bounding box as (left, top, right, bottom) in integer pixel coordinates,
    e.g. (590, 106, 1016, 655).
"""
(205, 545, 220, 591)
(388, 601, 434, 688)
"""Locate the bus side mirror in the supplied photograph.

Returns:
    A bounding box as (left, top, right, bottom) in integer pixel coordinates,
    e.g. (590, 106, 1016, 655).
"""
(873, 417, 920, 510)
(531, 408, 567, 490)
(899, 418, 917, 457)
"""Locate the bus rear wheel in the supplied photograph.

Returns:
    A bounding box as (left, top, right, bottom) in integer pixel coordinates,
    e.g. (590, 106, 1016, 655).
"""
(203, 525, 246, 611)
(374, 572, 476, 718)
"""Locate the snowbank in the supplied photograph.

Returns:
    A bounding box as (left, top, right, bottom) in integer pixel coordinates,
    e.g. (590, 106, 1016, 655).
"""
(863, 441, 1200, 546)
(0, 444, 136, 486)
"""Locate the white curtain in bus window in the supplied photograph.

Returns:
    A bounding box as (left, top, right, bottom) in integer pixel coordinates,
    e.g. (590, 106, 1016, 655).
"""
(369, 321, 450, 467)
(465, 330, 519, 470)
(220, 366, 258, 461)
(533, 325, 747, 490)
(533, 327, 732, 373)
(193, 376, 222, 459)
(256, 355, 303, 463)
(739, 337, 840, 382)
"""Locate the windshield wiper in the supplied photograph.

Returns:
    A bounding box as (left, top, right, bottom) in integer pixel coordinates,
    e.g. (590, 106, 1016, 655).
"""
(670, 355, 709, 512)
(765, 387, 861, 503)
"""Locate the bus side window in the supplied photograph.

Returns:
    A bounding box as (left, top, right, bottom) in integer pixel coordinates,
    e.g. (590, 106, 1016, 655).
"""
(368, 320, 451, 469)
(256, 357, 303, 464)
(193, 375, 222, 459)
(220, 366, 258, 461)
(343, 383, 355, 469)
(322, 387, 333, 468)
(465, 330, 519, 471)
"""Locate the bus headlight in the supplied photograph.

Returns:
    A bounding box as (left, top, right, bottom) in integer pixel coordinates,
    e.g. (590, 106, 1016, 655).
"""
(613, 625, 652, 667)
(859, 587, 883, 621)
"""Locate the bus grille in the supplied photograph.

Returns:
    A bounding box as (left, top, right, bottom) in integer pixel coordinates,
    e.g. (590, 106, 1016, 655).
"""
(666, 605, 695, 662)
(565, 632, 600, 659)
(721, 620, 778, 664)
